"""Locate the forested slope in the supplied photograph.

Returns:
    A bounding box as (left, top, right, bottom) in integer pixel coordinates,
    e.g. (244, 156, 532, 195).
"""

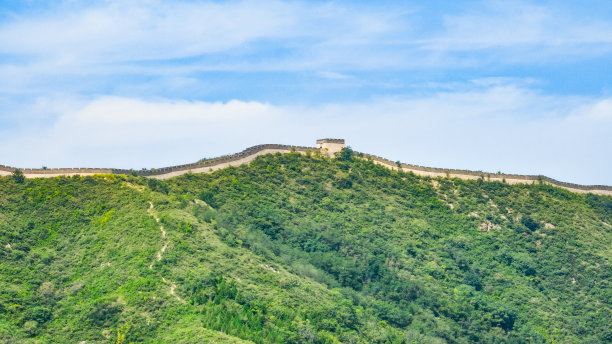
(1, 150, 610, 343)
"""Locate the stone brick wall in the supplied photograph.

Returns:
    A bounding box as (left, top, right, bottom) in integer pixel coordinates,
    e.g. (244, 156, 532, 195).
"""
(359, 152, 612, 195)
(1, 140, 610, 196)
(0, 144, 314, 178)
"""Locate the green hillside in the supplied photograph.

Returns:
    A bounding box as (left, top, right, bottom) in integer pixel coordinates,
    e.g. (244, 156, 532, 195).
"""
(1, 150, 610, 343)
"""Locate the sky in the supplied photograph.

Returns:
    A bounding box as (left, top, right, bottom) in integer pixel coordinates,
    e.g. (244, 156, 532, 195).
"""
(0, 0, 611, 185)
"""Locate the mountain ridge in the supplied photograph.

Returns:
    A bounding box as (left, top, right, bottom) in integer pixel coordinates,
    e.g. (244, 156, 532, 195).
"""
(1, 139, 611, 195)
(1, 149, 610, 342)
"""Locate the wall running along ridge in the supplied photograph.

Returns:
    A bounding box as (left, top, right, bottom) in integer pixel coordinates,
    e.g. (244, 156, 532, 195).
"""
(0, 144, 313, 179)
(0, 142, 610, 196)
(360, 153, 612, 196)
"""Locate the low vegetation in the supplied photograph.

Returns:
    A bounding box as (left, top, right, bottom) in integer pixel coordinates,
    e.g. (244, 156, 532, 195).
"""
(0, 150, 610, 343)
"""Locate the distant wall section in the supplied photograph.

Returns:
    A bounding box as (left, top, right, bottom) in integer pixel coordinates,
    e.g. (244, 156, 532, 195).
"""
(0, 143, 316, 179)
(358, 152, 612, 196)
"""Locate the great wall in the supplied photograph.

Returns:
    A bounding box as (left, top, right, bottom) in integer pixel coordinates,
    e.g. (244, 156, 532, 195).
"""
(1, 139, 611, 196)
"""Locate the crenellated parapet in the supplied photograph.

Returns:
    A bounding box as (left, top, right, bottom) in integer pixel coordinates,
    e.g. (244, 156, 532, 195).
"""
(1, 139, 611, 195)
(0, 143, 316, 179)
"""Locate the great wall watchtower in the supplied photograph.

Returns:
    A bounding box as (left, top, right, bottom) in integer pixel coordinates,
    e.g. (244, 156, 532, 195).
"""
(316, 138, 345, 157)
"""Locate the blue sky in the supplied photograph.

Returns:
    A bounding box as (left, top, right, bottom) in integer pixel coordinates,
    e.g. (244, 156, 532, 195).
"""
(0, 0, 611, 184)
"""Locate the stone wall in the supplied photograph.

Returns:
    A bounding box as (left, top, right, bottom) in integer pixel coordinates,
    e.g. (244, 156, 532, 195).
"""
(0, 144, 315, 179)
(359, 152, 612, 196)
(0, 165, 115, 177)
(149, 146, 314, 179)
(1, 140, 610, 196)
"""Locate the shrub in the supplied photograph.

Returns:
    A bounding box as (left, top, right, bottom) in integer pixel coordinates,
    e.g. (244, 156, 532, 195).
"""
(337, 147, 354, 162)
(12, 169, 25, 183)
(199, 189, 216, 207)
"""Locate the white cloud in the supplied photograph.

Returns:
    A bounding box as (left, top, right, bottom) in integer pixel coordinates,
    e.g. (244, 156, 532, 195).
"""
(72, 97, 274, 126)
(317, 71, 353, 80)
(0, 0, 295, 62)
(0, 0, 405, 71)
(425, 1, 612, 59)
(568, 98, 612, 122)
(0, 0, 415, 95)
(590, 99, 612, 121)
(1, 86, 611, 184)
(443, 1, 612, 46)
(2, 0, 608, 81)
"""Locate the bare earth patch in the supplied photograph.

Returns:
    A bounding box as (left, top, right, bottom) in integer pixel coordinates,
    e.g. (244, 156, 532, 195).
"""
(479, 221, 501, 232)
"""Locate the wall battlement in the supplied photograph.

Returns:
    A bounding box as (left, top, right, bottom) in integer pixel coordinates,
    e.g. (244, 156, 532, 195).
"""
(316, 138, 345, 144)
(1, 139, 610, 195)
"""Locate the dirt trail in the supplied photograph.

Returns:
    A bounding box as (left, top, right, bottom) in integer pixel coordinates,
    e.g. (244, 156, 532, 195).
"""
(147, 201, 168, 269)
(162, 277, 185, 303)
(148, 202, 166, 237)
(147, 201, 183, 303)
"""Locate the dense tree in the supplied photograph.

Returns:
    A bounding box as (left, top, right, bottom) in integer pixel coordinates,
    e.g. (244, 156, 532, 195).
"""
(0, 153, 609, 343)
